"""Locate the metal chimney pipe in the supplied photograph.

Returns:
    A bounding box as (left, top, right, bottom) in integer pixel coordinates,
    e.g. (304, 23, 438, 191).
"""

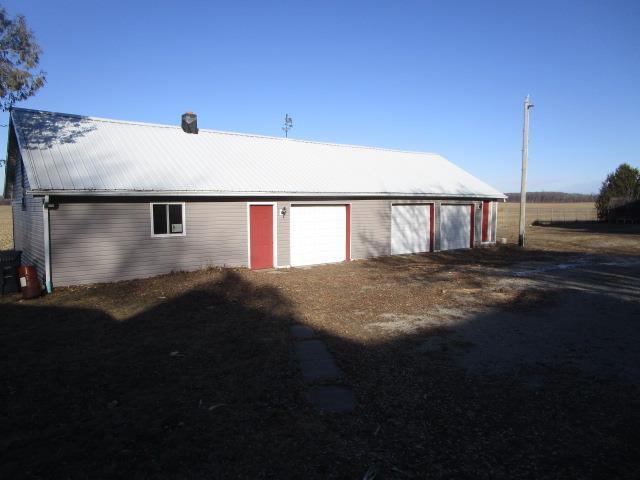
(181, 112, 198, 134)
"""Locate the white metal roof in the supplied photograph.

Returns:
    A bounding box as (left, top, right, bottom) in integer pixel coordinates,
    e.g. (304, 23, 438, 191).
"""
(11, 108, 505, 199)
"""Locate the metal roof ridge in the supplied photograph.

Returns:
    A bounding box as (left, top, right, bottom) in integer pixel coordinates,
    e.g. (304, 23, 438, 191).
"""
(10, 107, 441, 157)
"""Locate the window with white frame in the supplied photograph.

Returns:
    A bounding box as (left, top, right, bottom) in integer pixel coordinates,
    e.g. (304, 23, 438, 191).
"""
(151, 203, 185, 236)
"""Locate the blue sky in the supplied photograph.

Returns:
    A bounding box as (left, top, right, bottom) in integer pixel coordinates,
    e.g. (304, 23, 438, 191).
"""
(2, 0, 639, 194)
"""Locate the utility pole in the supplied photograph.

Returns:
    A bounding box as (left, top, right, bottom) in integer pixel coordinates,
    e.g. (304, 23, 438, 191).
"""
(518, 95, 534, 247)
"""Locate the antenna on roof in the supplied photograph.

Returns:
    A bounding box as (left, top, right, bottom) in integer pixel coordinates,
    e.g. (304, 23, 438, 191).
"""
(282, 114, 293, 138)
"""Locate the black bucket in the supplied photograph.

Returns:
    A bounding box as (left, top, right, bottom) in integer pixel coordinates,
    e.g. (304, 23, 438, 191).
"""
(0, 250, 22, 295)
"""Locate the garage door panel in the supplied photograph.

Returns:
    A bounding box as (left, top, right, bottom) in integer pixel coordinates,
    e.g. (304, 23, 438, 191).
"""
(391, 205, 430, 255)
(440, 205, 471, 251)
(290, 206, 347, 267)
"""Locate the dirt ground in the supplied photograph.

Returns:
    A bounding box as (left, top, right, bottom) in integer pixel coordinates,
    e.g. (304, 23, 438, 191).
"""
(2, 223, 640, 479)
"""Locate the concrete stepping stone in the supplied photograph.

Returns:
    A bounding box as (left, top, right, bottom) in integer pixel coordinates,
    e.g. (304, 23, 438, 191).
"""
(294, 340, 341, 381)
(294, 339, 331, 359)
(306, 386, 356, 413)
(291, 332, 356, 412)
(298, 358, 341, 382)
(290, 324, 315, 339)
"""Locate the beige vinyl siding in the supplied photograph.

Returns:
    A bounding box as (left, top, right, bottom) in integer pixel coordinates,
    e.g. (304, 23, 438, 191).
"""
(50, 201, 247, 286)
(11, 154, 45, 282)
(474, 202, 482, 246)
(351, 200, 392, 259)
(48, 197, 499, 286)
(433, 201, 442, 251)
(276, 201, 290, 267)
(492, 201, 498, 243)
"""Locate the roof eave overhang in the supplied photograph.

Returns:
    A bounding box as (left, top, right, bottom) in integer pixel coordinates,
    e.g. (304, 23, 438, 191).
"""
(30, 189, 507, 200)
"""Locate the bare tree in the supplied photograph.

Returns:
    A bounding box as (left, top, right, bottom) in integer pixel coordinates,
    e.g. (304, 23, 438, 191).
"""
(0, 7, 45, 110)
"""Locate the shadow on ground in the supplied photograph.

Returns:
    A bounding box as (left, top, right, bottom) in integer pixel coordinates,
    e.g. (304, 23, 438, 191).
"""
(531, 222, 640, 235)
(2, 257, 640, 478)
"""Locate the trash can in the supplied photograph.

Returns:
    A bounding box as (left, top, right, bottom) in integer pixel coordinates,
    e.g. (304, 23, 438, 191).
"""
(0, 250, 22, 295)
(17, 265, 41, 299)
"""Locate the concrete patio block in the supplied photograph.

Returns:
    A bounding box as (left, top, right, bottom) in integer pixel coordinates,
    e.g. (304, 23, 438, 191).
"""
(294, 340, 342, 381)
(306, 385, 356, 412)
(290, 324, 315, 339)
(298, 358, 341, 382)
(294, 340, 331, 360)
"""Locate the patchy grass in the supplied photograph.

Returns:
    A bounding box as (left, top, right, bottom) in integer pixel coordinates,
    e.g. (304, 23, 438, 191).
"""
(498, 202, 596, 242)
(1, 224, 640, 478)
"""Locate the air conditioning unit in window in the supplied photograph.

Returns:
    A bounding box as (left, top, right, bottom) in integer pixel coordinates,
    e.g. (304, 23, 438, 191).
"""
(171, 224, 183, 233)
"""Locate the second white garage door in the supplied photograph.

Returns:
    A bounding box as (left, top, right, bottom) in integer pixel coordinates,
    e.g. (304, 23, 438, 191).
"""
(440, 204, 472, 250)
(391, 204, 431, 255)
(290, 205, 347, 267)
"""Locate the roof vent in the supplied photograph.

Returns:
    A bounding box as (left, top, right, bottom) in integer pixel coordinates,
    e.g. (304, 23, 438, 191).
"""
(181, 112, 198, 134)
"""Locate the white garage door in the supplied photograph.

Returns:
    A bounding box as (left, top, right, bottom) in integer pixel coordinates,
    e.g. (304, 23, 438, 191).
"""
(391, 204, 430, 255)
(440, 204, 471, 250)
(290, 205, 347, 267)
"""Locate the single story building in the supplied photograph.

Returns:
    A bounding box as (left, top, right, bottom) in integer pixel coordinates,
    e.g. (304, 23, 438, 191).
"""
(4, 108, 505, 289)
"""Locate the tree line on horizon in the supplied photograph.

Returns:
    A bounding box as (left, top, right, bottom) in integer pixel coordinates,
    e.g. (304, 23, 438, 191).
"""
(505, 192, 597, 203)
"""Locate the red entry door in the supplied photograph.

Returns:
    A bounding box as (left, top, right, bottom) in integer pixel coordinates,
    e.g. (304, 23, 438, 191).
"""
(250, 205, 273, 269)
(481, 201, 490, 242)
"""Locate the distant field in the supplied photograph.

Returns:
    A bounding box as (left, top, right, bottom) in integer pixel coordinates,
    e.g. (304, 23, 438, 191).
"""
(0, 205, 12, 250)
(498, 202, 597, 242)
